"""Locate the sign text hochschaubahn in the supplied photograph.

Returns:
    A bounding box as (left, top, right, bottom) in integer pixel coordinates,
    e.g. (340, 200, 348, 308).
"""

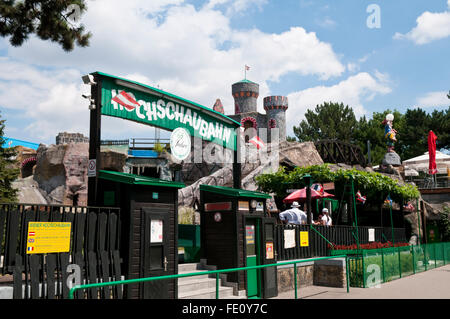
(99, 74, 238, 151)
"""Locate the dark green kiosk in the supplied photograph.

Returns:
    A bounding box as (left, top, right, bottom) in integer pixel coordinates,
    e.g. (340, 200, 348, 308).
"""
(97, 170, 185, 299)
(199, 184, 278, 299)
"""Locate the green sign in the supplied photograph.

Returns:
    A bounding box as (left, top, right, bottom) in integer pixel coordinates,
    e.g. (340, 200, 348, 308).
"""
(98, 73, 239, 150)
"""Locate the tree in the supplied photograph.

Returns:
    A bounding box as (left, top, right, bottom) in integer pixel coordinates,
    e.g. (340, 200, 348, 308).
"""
(0, 0, 91, 51)
(0, 112, 19, 202)
(293, 102, 357, 143)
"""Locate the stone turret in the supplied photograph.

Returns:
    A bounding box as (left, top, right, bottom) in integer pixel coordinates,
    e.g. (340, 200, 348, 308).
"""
(264, 96, 288, 142)
(232, 80, 259, 114)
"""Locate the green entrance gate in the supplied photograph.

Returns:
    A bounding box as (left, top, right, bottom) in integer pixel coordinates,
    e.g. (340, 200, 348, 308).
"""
(245, 218, 260, 298)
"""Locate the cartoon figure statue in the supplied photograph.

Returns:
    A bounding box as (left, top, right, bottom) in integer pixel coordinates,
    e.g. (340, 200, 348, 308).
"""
(382, 113, 397, 152)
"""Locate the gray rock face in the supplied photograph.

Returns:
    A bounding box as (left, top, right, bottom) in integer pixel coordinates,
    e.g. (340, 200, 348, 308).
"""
(33, 143, 126, 206)
(382, 152, 401, 166)
(177, 141, 324, 208)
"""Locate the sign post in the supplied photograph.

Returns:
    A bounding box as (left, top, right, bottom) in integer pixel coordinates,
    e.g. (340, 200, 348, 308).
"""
(87, 73, 102, 206)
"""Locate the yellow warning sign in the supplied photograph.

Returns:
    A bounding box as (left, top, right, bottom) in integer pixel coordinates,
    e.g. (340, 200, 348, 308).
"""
(26, 222, 72, 254)
(300, 231, 309, 247)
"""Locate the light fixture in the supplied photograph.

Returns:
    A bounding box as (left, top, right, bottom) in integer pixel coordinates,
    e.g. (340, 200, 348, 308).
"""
(82, 74, 97, 85)
(82, 94, 96, 110)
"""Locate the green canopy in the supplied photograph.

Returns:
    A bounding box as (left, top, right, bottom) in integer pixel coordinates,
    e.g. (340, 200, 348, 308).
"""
(99, 170, 185, 189)
(200, 184, 271, 199)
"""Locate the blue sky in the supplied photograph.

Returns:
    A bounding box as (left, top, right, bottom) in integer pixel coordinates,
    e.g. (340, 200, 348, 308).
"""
(0, 0, 449, 145)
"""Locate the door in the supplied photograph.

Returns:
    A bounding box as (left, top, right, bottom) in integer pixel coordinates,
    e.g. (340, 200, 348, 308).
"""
(245, 218, 261, 298)
(141, 208, 170, 299)
(261, 217, 278, 298)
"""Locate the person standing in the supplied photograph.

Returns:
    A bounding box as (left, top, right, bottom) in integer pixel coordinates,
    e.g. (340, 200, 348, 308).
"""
(279, 202, 307, 225)
(321, 208, 332, 226)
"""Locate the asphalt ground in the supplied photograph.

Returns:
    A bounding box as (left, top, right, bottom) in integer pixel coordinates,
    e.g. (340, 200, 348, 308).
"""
(273, 263, 450, 299)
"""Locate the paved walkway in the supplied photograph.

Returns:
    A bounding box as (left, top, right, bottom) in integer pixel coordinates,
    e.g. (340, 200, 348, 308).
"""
(273, 264, 450, 299)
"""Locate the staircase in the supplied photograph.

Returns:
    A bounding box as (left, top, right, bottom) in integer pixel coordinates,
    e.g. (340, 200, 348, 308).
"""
(178, 262, 246, 299)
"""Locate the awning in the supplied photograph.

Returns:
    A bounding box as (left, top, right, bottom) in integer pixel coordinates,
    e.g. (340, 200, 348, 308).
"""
(98, 170, 185, 188)
(199, 184, 271, 199)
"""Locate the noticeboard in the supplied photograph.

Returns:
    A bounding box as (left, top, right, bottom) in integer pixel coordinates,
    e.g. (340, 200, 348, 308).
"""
(26, 222, 72, 254)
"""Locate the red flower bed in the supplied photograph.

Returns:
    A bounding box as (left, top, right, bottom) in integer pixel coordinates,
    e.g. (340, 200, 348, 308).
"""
(329, 241, 409, 250)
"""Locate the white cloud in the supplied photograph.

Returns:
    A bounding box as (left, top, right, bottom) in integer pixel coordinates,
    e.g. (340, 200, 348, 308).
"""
(346, 53, 372, 74)
(416, 91, 450, 107)
(1, 0, 347, 143)
(286, 72, 392, 137)
(315, 17, 337, 29)
(393, 3, 450, 45)
(205, 0, 268, 15)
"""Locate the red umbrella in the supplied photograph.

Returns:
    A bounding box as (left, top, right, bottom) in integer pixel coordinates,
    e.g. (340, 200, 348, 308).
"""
(283, 187, 334, 204)
(428, 130, 437, 175)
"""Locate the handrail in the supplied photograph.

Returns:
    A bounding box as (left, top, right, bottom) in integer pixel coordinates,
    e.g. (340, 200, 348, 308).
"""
(68, 254, 349, 299)
(309, 224, 336, 248)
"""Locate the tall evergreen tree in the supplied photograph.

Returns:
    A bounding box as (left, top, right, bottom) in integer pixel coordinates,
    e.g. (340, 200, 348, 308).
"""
(0, 0, 91, 51)
(293, 102, 357, 142)
(0, 112, 19, 202)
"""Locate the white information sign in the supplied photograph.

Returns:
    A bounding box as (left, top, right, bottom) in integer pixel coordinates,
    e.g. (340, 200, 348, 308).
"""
(368, 228, 375, 242)
(284, 229, 296, 249)
(88, 159, 96, 177)
(151, 220, 163, 243)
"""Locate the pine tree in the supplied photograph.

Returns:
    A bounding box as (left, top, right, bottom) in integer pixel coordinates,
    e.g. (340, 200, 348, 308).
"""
(0, 112, 19, 202)
(293, 102, 357, 142)
(0, 0, 91, 51)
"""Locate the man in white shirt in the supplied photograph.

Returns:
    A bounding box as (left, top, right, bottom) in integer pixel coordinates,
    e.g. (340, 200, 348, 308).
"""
(279, 202, 307, 225)
(321, 208, 332, 226)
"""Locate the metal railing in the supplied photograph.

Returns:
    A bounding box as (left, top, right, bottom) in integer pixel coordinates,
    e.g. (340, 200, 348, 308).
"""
(347, 242, 450, 288)
(410, 176, 450, 189)
(68, 255, 350, 299)
(129, 138, 170, 150)
(275, 224, 407, 261)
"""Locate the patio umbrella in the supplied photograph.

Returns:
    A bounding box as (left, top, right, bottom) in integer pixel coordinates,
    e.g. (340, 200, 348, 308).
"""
(428, 130, 437, 175)
(283, 187, 334, 204)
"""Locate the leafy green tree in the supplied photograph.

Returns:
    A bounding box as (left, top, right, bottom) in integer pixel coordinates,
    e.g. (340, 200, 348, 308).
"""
(0, 0, 91, 51)
(293, 102, 357, 143)
(400, 108, 432, 160)
(0, 112, 19, 202)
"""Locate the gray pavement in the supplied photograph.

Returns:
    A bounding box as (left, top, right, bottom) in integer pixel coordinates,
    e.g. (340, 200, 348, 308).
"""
(273, 264, 450, 299)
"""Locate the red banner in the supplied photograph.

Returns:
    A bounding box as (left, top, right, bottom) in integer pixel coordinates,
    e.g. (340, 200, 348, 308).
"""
(428, 130, 437, 175)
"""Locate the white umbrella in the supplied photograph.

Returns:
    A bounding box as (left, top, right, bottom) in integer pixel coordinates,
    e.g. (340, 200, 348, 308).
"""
(403, 151, 450, 174)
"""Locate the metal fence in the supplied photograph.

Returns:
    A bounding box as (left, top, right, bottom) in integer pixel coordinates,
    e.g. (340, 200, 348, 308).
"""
(275, 224, 407, 261)
(0, 203, 121, 299)
(347, 242, 450, 288)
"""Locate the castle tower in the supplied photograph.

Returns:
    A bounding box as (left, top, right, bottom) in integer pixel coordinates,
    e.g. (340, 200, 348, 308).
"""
(264, 96, 288, 142)
(232, 79, 259, 114)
